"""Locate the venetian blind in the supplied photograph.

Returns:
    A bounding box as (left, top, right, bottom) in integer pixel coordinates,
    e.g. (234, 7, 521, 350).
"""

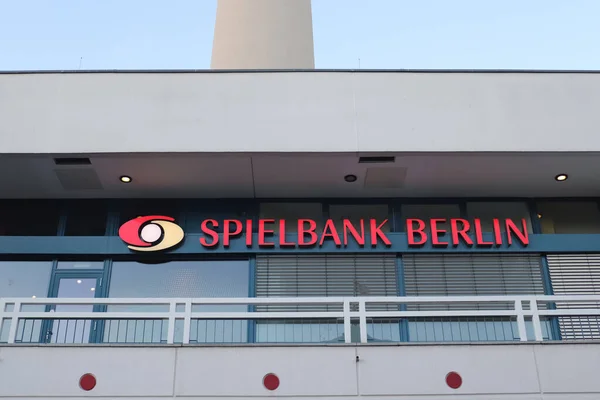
(547, 254, 600, 339)
(255, 254, 397, 311)
(403, 254, 545, 310)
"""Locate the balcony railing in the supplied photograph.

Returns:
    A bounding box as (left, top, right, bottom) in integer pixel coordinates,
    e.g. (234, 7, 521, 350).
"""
(1, 295, 599, 345)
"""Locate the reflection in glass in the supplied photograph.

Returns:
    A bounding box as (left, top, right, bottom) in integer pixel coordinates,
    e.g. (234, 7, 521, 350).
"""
(260, 203, 323, 233)
(402, 204, 461, 233)
(0, 202, 59, 236)
(50, 278, 97, 344)
(183, 205, 251, 233)
(108, 260, 250, 343)
(57, 261, 104, 270)
(538, 201, 600, 234)
(0, 261, 52, 343)
(64, 206, 107, 236)
(466, 202, 532, 233)
(329, 204, 390, 232)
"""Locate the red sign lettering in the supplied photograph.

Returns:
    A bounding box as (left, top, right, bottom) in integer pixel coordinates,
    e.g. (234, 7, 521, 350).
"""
(258, 219, 275, 247)
(450, 219, 472, 246)
(430, 218, 448, 247)
(406, 219, 427, 246)
(126, 215, 529, 252)
(343, 220, 365, 246)
(223, 219, 242, 247)
(200, 219, 219, 247)
(298, 219, 317, 246)
(319, 220, 342, 246)
(370, 219, 391, 247)
(406, 218, 529, 247)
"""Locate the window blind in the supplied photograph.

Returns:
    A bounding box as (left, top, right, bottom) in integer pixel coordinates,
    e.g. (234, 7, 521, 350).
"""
(402, 254, 545, 310)
(547, 254, 600, 339)
(255, 254, 397, 311)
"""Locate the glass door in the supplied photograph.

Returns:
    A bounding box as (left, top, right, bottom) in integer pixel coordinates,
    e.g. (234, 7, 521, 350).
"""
(43, 273, 103, 343)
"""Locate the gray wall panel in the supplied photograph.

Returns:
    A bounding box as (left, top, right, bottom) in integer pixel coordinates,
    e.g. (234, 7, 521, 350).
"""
(1, 71, 599, 154)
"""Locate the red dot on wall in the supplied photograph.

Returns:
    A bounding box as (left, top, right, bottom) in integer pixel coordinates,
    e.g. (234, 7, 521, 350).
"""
(263, 373, 280, 391)
(79, 373, 97, 391)
(446, 371, 462, 389)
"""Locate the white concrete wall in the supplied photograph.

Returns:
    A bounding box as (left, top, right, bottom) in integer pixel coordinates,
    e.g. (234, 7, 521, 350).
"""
(1, 71, 599, 154)
(0, 343, 599, 399)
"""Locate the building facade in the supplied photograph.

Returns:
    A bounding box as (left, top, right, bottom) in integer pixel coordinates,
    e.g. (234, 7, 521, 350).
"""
(1, 68, 600, 399)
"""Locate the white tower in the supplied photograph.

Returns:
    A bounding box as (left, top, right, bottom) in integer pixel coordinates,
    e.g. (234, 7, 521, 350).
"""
(211, 0, 315, 69)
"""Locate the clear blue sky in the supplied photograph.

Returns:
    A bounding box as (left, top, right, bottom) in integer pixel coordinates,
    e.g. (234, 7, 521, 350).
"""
(1, 0, 599, 70)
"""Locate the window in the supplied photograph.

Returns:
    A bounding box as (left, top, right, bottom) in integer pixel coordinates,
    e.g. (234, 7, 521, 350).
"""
(547, 254, 600, 339)
(402, 254, 551, 342)
(537, 201, 600, 234)
(107, 260, 250, 343)
(259, 203, 323, 233)
(0, 201, 59, 236)
(466, 202, 532, 233)
(110, 260, 249, 298)
(182, 202, 252, 233)
(0, 261, 52, 298)
(401, 204, 461, 233)
(56, 261, 104, 270)
(255, 254, 398, 342)
(64, 202, 107, 236)
(0, 261, 52, 342)
(118, 201, 180, 227)
(329, 204, 390, 232)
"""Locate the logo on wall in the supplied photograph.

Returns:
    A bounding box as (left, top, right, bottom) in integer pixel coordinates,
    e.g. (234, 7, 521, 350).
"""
(118, 215, 185, 252)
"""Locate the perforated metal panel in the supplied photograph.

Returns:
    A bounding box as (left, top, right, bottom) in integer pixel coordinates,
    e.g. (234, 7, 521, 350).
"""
(255, 254, 397, 311)
(402, 254, 545, 310)
(547, 254, 600, 339)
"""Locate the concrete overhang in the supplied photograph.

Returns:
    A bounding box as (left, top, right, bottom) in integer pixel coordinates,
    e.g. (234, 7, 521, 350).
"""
(0, 152, 599, 199)
(1, 69, 599, 154)
(1, 70, 600, 199)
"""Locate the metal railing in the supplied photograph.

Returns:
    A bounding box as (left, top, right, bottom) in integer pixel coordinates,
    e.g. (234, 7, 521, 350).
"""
(1, 295, 599, 345)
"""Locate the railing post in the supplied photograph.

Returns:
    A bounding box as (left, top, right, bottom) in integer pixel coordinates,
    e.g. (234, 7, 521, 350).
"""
(359, 300, 367, 344)
(530, 299, 544, 342)
(167, 301, 176, 344)
(0, 300, 5, 335)
(343, 299, 351, 344)
(514, 299, 528, 342)
(7, 301, 20, 344)
(183, 300, 192, 345)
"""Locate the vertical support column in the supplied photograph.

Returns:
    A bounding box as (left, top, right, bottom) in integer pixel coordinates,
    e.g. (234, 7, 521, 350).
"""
(539, 256, 561, 340)
(359, 300, 368, 344)
(530, 299, 544, 342)
(0, 300, 5, 341)
(7, 301, 21, 344)
(514, 299, 528, 342)
(528, 200, 561, 340)
(343, 299, 352, 344)
(183, 300, 192, 345)
(247, 256, 257, 343)
(211, 0, 315, 69)
(396, 256, 409, 342)
(167, 301, 177, 344)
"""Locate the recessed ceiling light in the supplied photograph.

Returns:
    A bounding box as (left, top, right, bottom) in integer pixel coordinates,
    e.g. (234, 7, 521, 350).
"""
(32, 295, 36, 299)
(344, 174, 358, 183)
(77, 280, 82, 284)
(555, 174, 568, 182)
(90, 287, 95, 292)
(537, 213, 542, 219)
(120, 175, 132, 183)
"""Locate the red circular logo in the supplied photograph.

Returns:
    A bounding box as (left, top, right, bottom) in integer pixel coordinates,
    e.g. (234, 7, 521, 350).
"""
(118, 215, 184, 252)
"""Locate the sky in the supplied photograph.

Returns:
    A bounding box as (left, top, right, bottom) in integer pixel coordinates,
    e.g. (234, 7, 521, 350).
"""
(1, 0, 599, 71)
